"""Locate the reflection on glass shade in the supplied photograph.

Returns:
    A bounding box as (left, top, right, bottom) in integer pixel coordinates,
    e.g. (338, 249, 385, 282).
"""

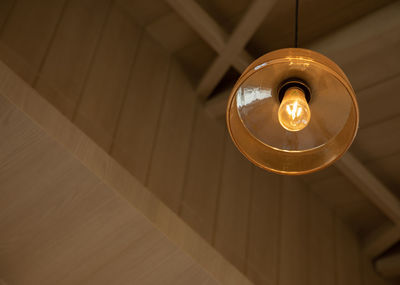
(278, 87, 311, 132)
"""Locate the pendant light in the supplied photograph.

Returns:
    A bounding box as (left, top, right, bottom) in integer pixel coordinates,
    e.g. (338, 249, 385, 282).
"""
(226, 0, 359, 175)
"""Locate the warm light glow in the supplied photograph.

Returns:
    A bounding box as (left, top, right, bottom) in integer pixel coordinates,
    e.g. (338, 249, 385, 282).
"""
(278, 87, 311, 131)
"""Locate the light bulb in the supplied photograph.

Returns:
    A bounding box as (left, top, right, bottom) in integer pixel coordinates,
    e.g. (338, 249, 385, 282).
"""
(278, 87, 311, 131)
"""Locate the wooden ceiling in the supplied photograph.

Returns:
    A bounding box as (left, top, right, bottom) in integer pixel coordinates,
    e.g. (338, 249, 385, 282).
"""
(0, 0, 399, 282)
(117, 0, 400, 257)
(0, 89, 219, 285)
(0, 60, 250, 285)
(125, 0, 396, 84)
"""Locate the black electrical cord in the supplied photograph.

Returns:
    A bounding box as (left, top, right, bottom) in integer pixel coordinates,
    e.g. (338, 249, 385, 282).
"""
(294, 0, 299, 48)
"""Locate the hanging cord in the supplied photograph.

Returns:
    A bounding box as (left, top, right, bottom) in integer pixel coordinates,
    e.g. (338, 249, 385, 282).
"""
(294, 0, 299, 48)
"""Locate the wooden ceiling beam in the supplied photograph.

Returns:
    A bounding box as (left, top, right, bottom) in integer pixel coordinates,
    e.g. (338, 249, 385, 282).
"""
(163, 0, 252, 73)
(336, 154, 400, 257)
(164, 0, 276, 98)
(335, 153, 400, 226)
(196, 0, 276, 98)
(363, 222, 400, 258)
(336, 154, 400, 258)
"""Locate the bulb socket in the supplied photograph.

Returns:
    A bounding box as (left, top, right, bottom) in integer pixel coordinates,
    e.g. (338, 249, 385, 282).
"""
(278, 78, 311, 103)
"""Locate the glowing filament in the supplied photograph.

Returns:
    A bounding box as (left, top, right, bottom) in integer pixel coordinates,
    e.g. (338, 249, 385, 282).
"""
(278, 87, 311, 132)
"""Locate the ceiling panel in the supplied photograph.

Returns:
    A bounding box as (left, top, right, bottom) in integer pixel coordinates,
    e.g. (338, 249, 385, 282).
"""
(116, 0, 171, 26)
(248, 0, 396, 55)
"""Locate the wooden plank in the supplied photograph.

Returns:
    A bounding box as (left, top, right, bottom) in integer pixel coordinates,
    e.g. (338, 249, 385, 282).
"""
(73, 5, 141, 151)
(315, 2, 400, 94)
(335, 218, 362, 285)
(147, 61, 197, 212)
(214, 137, 253, 271)
(353, 116, 400, 163)
(309, 1, 400, 63)
(366, 152, 400, 197)
(310, 174, 365, 208)
(70, 231, 216, 285)
(363, 223, 400, 258)
(279, 177, 309, 285)
(309, 193, 336, 285)
(34, 0, 112, 119)
(111, 35, 170, 184)
(196, 0, 276, 98)
(0, 0, 67, 83)
(146, 12, 199, 53)
(310, 174, 388, 235)
(357, 74, 400, 128)
(179, 107, 226, 242)
(163, 0, 252, 72)
(335, 152, 400, 226)
(246, 167, 280, 285)
(329, 34, 400, 93)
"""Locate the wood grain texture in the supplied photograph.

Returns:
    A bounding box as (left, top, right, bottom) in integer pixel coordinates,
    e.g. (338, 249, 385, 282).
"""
(179, 107, 226, 242)
(0, 0, 395, 282)
(335, 218, 362, 285)
(279, 177, 309, 285)
(74, 4, 141, 150)
(246, 168, 280, 285)
(0, 0, 67, 83)
(214, 137, 253, 271)
(0, 59, 252, 285)
(35, 0, 112, 119)
(0, 94, 219, 285)
(111, 34, 170, 184)
(309, 193, 335, 285)
(147, 61, 197, 212)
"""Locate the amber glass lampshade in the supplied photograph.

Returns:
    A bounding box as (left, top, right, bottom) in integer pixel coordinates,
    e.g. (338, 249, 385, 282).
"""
(226, 48, 359, 175)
